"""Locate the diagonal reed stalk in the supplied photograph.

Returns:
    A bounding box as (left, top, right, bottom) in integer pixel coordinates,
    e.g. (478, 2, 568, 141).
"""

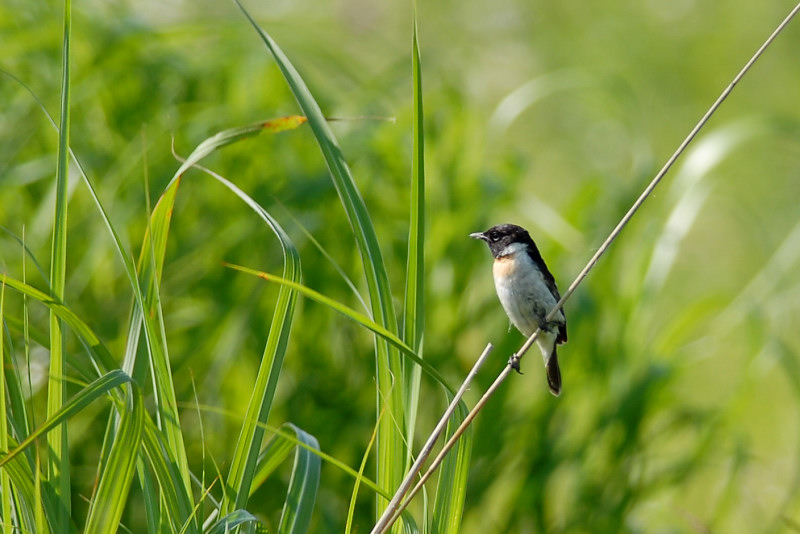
(372, 2, 800, 531)
(370, 343, 493, 534)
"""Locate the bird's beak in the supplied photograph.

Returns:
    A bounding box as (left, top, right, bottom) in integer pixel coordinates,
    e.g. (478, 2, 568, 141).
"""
(470, 232, 487, 241)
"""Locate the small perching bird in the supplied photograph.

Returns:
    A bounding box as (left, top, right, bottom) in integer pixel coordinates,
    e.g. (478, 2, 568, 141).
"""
(471, 223, 568, 396)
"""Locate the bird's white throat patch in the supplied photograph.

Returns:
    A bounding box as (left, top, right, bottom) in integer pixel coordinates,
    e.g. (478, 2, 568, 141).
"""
(496, 241, 528, 258)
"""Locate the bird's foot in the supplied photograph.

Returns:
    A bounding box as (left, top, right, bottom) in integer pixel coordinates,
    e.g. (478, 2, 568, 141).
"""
(539, 319, 561, 333)
(508, 354, 523, 374)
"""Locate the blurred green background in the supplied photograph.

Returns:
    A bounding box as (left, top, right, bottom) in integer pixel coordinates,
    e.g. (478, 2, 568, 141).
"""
(2, 0, 800, 531)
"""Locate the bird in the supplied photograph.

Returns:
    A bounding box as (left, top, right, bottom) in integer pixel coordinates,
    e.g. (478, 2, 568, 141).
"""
(471, 223, 567, 396)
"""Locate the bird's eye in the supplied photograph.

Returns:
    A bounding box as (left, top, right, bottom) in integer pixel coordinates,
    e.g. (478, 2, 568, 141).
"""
(488, 231, 500, 242)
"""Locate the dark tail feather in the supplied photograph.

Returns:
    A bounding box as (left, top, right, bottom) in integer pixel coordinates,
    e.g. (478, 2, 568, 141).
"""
(546, 349, 562, 397)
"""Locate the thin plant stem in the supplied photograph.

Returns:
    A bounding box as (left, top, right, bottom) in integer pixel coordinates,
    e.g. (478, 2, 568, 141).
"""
(373, 2, 800, 531)
(380, 362, 515, 532)
(370, 343, 494, 534)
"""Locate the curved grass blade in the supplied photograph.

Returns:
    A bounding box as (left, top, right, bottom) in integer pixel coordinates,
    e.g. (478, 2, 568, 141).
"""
(276, 424, 321, 534)
(170, 151, 302, 518)
(131, 177, 194, 511)
(223, 257, 299, 514)
(84, 384, 145, 534)
(273, 203, 369, 313)
(233, 1, 406, 513)
(0, 277, 118, 374)
(215, 422, 322, 534)
(129, 116, 304, 524)
(3, 56, 202, 533)
(129, 118, 308, 517)
(222, 264, 454, 394)
(207, 510, 264, 534)
(0, 277, 155, 532)
(0, 370, 132, 469)
(0, 437, 41, 533)
(231, 1, 397, 334)
(140, 420, 196, 533)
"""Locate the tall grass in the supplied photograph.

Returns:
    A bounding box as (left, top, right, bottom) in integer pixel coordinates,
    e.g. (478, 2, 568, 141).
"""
(0, 0, 471, 532)
(46, 0, 72, 527)
(2, 0, 800, 532)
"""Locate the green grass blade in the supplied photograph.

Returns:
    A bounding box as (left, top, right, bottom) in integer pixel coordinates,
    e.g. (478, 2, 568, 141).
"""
(16, 68, 198, 532)
(139, 420, 195, 533)
(402, 7, 426, 469)
(232, 1, 397, 329)
(84, 384, 145, 534)
(192, 403, 399, 501)
(1, 370, 132, 469)
(128, 122, 309, 516)
(1, 276, 118, 374)
(250, 430, 296, 490)
(223, 264, 453, 393)
(275, 205, 369, 313)
(0, 436, 45, 533)
(430, 402, 472, 534)
(214, 422, 322, 534)
(132, 177, 193, 507)
(207, 510, 263, 534)
(346, 413, 380, 534)
(0, 276, 131, 532)
(233, 0, 406, 514)
(0, 75, 154, 534)
(0, 225, 48, 282)
(46, 0, 72, 524)
(0, 82, 171, 528)
(126, 119, 306, 521)
(1, 296, 33, 450)
(276, 424, 321, 534)
(230, 1, 400, 327)
(172, 155, 302, 519)
(222, 235, 298, 515)
(1, 278, 13, 534)
(136, 458, 160, 533)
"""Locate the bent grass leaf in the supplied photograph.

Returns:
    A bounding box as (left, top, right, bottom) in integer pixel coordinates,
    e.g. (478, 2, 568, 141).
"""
(220, 423, 321, 534)
(171, 164, 302, 518)
(276, 424, 321, 534)
(207, 510, 263, 534)
(222, 263, 453, 394)
(84, 384, 145, 534)
(232, 1, 407, 515)
(0, 371, 132, 469)
(131, 114, 312, 518)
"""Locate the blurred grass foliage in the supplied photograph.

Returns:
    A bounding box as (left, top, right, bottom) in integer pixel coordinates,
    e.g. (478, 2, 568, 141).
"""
(2, 0, 800, 532)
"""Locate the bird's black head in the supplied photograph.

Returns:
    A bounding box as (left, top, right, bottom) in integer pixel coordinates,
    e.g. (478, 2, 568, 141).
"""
(470, 223, 534, 259)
